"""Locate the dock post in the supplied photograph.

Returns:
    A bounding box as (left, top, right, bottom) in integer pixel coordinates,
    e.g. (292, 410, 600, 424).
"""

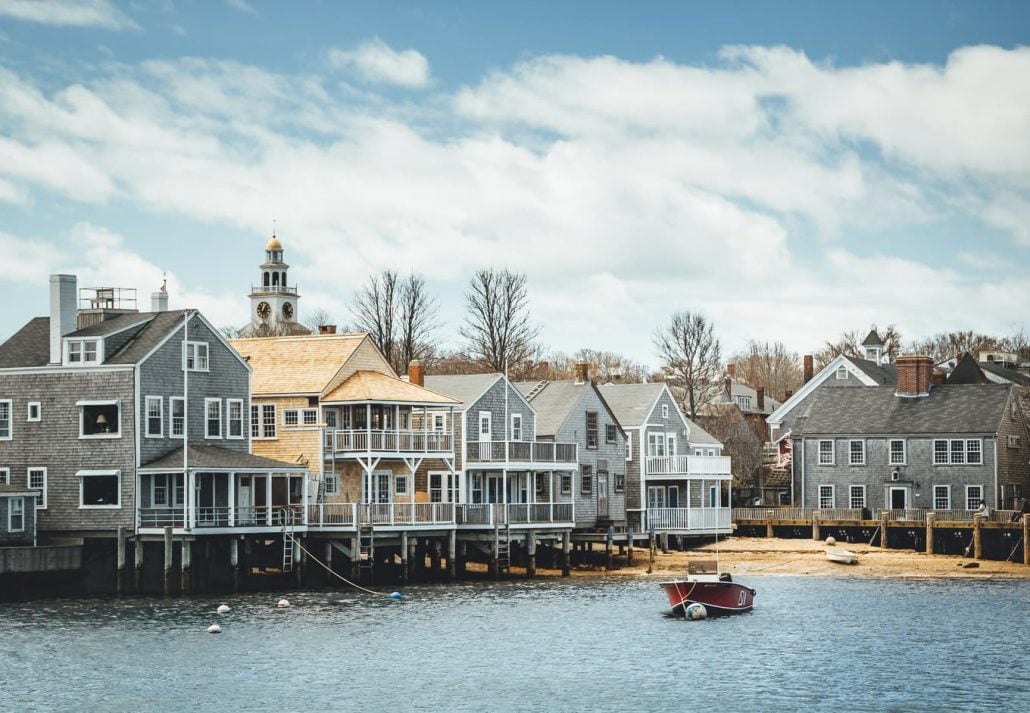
(647, 531, 655, 574)
(457, 540, 467, 577)
(812, 511, 821, 541)
(448, 531, 457, 580)
(526, 531, 536, 578)
(605, 526, 614, 570)
(400, 532, 409, 584)
(180, 540, 192, 594)
(879, 512, 889, 549)
(925, 512, 935, 555)
(134, 537, 144, 594)
(1023, 515, 1029, 566)
(163, 527, 174, 597)
(561, 531, 571, 577)
(766, 509, 774, 538)
(973, 514, 983, 560)
(489, 537, 499, 579)
(431, 539, 443, 575)
(324, 541, 333, 585)
(116, 526, 126, 596)
(350, 535, 361, 582)
(627, 527, 635, 564)
(230, 538, 239, 593)
(408, 538, 417, 581)
(661, 532, 669, 554)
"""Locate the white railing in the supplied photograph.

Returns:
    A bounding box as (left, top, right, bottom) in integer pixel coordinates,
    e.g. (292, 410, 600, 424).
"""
(644, 455, 732, 477)
(357, 502, 456, 527)
(732, 507, 816, 521)
(456, 502, 575, 526)
(325, 429, 453, 454)
(646, 507, 731, 531)
(467, 440, 578, 464)
(307, 503, 358, 527)
(731, 507, 1002, 523)
(138, 504, 298, 529)
(139, 508, 185, 527)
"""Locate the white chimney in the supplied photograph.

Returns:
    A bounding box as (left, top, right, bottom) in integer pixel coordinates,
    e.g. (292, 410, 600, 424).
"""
(151, 278, 168, 312)
(49, 274, 77, 364)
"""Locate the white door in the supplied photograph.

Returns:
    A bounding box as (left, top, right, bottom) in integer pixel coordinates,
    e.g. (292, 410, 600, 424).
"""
(477, 412, 493, 461)
(237, 476, 254, 524)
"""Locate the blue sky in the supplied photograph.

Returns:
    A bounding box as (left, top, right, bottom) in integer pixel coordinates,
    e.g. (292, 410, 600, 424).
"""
(1, 0, 1029, 366)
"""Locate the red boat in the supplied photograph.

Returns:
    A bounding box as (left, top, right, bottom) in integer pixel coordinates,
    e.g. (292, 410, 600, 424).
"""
(659, 561, 756, 616)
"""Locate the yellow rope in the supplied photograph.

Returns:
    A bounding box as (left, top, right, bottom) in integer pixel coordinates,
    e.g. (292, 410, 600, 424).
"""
(284, 531, 396, 598)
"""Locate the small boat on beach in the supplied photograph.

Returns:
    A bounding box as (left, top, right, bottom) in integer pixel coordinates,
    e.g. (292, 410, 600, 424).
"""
(825, 548, 859, 565)
(659, 560, 756, 617)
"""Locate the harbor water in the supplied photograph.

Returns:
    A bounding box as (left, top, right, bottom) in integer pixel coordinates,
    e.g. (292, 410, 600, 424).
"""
(1, 576, 1028, 712)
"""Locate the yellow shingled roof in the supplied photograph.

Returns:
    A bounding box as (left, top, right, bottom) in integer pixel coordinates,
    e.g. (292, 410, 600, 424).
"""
(323, 371, 459, 404)
(229, 333, 368, 395)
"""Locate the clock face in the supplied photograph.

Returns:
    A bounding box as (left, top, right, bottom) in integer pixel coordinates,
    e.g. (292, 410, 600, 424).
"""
(256, 301, 271, 320)
(282, 302, 294, 320)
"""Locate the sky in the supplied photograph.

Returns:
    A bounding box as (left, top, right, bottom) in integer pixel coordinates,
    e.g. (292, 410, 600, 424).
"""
(1, 0, 1029, 367)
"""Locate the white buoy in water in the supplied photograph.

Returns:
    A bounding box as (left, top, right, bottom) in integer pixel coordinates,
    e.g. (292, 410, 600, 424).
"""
(390, 592, 402, 601)
(207, 624, 222, 634)
(276, 598, 291, 609)
(684, 603, 707, 621)
(217, 604, 231, 614)
(825, 536, 837, 546)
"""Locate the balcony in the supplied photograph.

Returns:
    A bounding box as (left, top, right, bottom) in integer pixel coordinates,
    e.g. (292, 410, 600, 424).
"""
(306, 502, 456, 529)
(138, 505, 303, 531)
(644, 455, 731, 479)
(457, 502, 574, 527)
(645, 507, 732, 532)
(251, 284, 298, 295)
(325, 429, 454, 455)
(465, 440, 578, 467)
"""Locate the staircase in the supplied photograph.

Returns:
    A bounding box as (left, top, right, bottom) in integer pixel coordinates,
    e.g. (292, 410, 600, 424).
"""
(494, 525, 511, 574)
(358, 526, 375, 572)
(281, 509, 296, 573)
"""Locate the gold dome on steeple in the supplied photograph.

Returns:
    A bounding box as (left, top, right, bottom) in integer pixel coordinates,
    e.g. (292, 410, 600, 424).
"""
(266, 234, 282, 251)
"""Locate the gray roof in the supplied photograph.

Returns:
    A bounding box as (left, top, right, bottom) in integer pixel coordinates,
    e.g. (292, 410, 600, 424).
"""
(851, 357, 896, 385)
(71, 312, 154, 337)
(140, 445, 306, 471)
(862, 330, 884, 347)
(105, 311, 189, 364)
(424, 373, 503, 409)
(599, 382, 722, 445)
(979, 361, 1030, 386)
(709, 382, 782, 415)
(0, 317, 50, 368)
(515, 380, 625, 437)
(0, 483, 39, 496)
(795, 383, 1012, 436)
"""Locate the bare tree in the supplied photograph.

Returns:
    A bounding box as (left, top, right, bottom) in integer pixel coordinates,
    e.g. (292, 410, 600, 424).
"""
(460, 268, 540, 372)
(351, 270, 439, 373)
(700, 406, 764, 492)
(815, 324, 902, 368)
(729, 340, 803, 402)
(302, 307, 336, 333)
(907, 331, 1005, 363)
(536, 348, 650, 384)
(654, 311, 722, 419)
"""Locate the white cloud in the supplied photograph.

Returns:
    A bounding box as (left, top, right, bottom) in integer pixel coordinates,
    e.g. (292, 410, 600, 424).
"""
(0, 0, 138, 30)
(225, 0, 257, 16)
(0, 231, 62, 283)
(328, 38, 430, 88)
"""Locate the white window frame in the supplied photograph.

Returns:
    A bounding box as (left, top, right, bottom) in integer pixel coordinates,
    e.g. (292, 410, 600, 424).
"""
(429, 471, 453, 504)
(145, 396, 163, 438)
(736, 395, 752, 411)
(848, 439, 866, 466)
(933, 439, 983, 466)
(205, 398, 222, 439)
(889, 439, 906, 465)
(395, 474, 409, 497)
(835, 366, 848, 380)
(818, 484, 835, 509)
(66, 338, 100, 365)
(323, 473, 340, 497)
(478, 411, 491, 440)
(78, 400, 121, 439)
(28, 467, 46, 509)
(284, 409, 300, 427)
(1008, 434, 1021, 448)
(302, 408, 318, 426)
(0, 399, 11, 439)
(0, 467, 8, 484)
(511, 413, 523, 441)
(432, 413, 446, 432)
(560, 473, 572, 495)
(625, 432, 632, 462)
(933, 439, 948, 464)
(818, 439, 834, 465)
(966, 439, 982, 465)
(183, 341, 210, 371)
(78, 469, 121, 509)
(965, 485, 983, 511)
(666, 433, 677, 457)
(849, 485, 866, 510)
(170, 397, 185, 438)
(933, 485, 950, 510)
(27, 401, 41, 422)
(661, 404, 669, 419)
(586, 411, 598, 449)
(647, 432, 666, 458)
(9, 496, 25, 532)
(227, 399, 244, 439)
(253, 403, 277, 439)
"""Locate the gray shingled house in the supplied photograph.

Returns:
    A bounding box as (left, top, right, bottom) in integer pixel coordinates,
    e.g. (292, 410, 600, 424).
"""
(516, 365, 627, 531)
(0, 483, 38, 546)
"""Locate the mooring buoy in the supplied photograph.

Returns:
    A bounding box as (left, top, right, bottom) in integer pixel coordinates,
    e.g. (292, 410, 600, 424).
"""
(390, 592, 402, 601)
(217, 604, 231, 614)
(276, 598, 291, 609)
(684, 603, 707, 620)
(825, 536, 836, 546)
(207, 624, 222, 634)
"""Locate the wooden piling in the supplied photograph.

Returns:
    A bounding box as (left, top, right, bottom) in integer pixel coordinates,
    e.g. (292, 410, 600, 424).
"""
(116, 526, 126, 596)
(561, 532, 571, 577)
(1023, 515, 1029, 566)
(163, 527, 174, 596)
(324, 541, 333, 584)
(647, 532, 656, 574)
(879, 513, 889, 549)
(350, 535, 361, 581)
(627, 527, 635, 564)
(408, 539, 417, 580)
(489, 538, 499, 579)
(605, 526, 614, 570)
(812, 511, 820, 541)
(526, 531, 537, 578)
(400, 532, 409, 584)
(973, 514, 983, 560)
(766, 509, 774, 538)
(447, 531, 456, 580)
(134, 537, 144, 594)
(661, 532, 670, 554)
(457, 540, 467, 577)
(294, 538, 303, 588)
(230, 538, 239, 593)
(925, 512, 935, 555)
(180, 540, 191, 595)
(431, 539, 442, 574)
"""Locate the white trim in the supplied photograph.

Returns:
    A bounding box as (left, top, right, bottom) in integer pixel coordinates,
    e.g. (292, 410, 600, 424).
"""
(0, 365, 134, 376)
(138, 309, 252, 374)
(0, 467, 7, 485)
(965, 484, 984, 510)
(204, 398, 222, 439)
(478, 410, 492, 441)
(818, 439, 835, 465)
(848, 484, 866, 509)
(8, 496, 25, 532)
(0, 399, 11, 440)
(77, 469, 122, 509)
(626, 431, 632, 462)
(933, 484, 951, 510)
(818, 484, 835, 508)
(64, 337, 103, 366)
(183, 341, 210, 372)
(27, 467, 47, 509)
(227, 398, 244, 439)
(661, 404, 669, 418)
(848, 439, 865, 466)
(323, 472, 340, 496)
(144, 395, 163, 438)
(26, 401, 41, 422)
(78, 400, 122, 439)
(767, 355, 878, 427)
(889, 438, 906, 465)
(510, 413, 523, 441)
(170, 397, 185, 438)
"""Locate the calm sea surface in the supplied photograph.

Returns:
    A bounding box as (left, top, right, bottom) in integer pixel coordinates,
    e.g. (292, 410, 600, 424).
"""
(1, 576, 1028, 712)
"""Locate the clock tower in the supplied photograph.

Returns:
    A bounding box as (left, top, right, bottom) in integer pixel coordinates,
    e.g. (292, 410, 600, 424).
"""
(243, 233, 310, 336)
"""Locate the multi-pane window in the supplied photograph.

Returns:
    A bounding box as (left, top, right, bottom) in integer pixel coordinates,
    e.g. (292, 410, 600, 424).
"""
(966, 440, 982, 464)
(586, 412, 598, 449)
(965, 485, 983, 511)
(933, 485, 950, 510)
(849, 485, 865, 509)
(581, 465, 593, 494)
(170, 397, 185, 438)
(661, 404, 669, 419)
(818, 485, 834, 509)
(849, 440, 865, 465)
(889, 439, 906, 465)
(79, 471, 120, 508)
(614, 471, 625, 492)
(606, 424, 617, 443)
(736, 396, 752, 411)
(252, 404, 277, 438)
(145, 396, 163, 437)
(303, 409, 318, 426)
(835, 366, 848, 380)
(818, 440, 834, 465)
(284, 408, 318, 427)
(183, 341, 209, 371)
(28, 467, 46, 509)
(933, 440, 949, 464)
(205, 399, 222, 439)
(323, 474, 340, 496)
(560, 473, 572, 495)
(511, 414, 522, 441)
(0, 399, 11, 439)
(9, 496, 24, 532)
(647, 433, 666, 457)
(395, 474, 409, 497)
(323, 409, 338, 430)
(0, 467, 8, 484)
(227, 399, 243, 439)
(933, 439, 983, 465)
(67, 339, 99, 364)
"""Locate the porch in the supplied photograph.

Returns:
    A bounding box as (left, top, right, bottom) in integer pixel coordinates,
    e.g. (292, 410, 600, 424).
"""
(644, 454, 731, 477)
(457, 502, 575, 528)
(644, 507, 732, 532)
(324, 429, 453, 455)
(305, 502, 457, 531)
(465, 440, 578, 468)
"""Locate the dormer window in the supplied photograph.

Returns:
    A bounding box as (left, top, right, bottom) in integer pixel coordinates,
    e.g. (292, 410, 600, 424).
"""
(865, 347, 881, 363)
(736, 396, 752, 411)
(835, 366, 848, 380)
(67, 339, 100, 365)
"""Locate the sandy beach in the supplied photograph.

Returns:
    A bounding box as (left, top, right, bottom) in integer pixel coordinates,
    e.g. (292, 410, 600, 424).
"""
(564, 536, 1030, 580)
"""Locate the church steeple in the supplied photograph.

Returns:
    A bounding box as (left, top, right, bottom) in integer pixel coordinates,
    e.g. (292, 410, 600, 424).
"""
(243, 231, 309, 336)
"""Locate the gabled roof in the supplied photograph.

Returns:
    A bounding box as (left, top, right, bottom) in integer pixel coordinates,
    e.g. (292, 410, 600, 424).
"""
(708, 382, 782, 416)
(598, 382, 667, 429)
(514, 379, 625, 438)
(947, 353, 988, 385)
(0, 317, 50, 368)
(424, 373, 504, 410)
(767, 354, 894, 427)
(978, 361, 1030, 386)
(71, 312, 153, 338)
(794, 383, 1012, 436)
(862, 330, 884, 347)
(105, 311, 197, 365)
(851, 357, 896, 385)
(140, 444, 306, 471)
(230, 333, 368, 395)
(323, 370, 458, 405)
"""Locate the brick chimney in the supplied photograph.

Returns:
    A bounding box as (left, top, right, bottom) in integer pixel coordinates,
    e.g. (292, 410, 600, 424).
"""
(785, 389, 794, 399)
(757, 387, 765, 411)
(931, 371, 945, 386)
(803, 354, 814, 383)
(408, 359, 424, 387)
(727, 362, 735, 380)
(318, 324, 337, 335)
(574, 363, 589, 384)
(895, 355, 934, 397)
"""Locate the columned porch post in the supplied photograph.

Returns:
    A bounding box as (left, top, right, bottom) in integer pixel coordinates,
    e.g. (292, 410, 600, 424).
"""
(186, 469, 195, 530)
(265, 473, 273, 526)
(302, 470, 309, 525)
(228, 472, 236, 528)
(366, 403, 371, 454)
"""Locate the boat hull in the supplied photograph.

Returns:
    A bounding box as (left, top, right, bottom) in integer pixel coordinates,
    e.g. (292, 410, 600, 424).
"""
(825, 548, 858, 564)
(660, 580, 756, 616)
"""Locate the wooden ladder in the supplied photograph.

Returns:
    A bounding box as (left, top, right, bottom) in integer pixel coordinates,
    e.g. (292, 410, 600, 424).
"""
(359, 526, 375, 572)
(495, 524, 512, 574)
(281, 509, 295, 573)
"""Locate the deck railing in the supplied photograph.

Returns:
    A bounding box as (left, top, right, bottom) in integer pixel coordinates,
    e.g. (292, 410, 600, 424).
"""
(354, 502, 455, 527)
(138, 504, 300, 529)
(325, 429, 453, 454)
(731, 507, 1009, 523)
(466, 440, 578, 465)
(456, 502, 574, 526)
(645, 507, 731, 531)
(644, 455, 732, 477)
